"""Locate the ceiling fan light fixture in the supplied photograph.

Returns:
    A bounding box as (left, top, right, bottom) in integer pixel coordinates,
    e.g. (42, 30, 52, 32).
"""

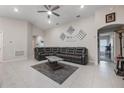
(13, 7, 19, 12)
(76, 15, 80, 18)
(80, 5, 84, 9)
(47, 11, 52, 15)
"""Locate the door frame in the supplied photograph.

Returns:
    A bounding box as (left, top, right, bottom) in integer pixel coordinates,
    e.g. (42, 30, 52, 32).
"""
(0, 32, 3, 62)
(97, 31, 100, 64)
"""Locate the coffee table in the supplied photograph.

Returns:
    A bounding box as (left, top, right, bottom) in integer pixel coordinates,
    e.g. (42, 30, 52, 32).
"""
(46, 56, 64, 70)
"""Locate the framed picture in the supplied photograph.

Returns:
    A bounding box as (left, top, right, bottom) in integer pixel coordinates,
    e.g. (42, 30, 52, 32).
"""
(106, 12, 116, 23)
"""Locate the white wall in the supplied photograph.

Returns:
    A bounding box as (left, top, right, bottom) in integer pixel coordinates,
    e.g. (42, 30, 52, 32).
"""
(32, 25, 45, 39)
(27, 23, 33, 59)
(0, 6, 124, 63)
(44, 6, 124, 64)
(0, 17, 28, 62)
(45, 16, 96, 63)
(114, 32, 120, 60)
(95, 6, 124, 29)
(95, 6, 124, 63)
(0, 17, 45, 62)
(27, 24, 45, 59)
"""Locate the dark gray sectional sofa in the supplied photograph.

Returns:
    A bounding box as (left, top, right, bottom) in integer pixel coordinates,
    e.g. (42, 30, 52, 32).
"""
(34, 47, 88, 65)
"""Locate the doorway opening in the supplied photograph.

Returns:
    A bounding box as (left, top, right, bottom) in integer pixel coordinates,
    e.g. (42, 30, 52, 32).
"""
(32, 35, 44, 58)
(98, 24, 124, 64)
(99, 33, 113, 62)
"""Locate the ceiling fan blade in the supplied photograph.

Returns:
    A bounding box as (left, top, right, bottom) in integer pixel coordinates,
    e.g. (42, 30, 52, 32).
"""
(48, 15, 50, 19)
(52, 12, 60, 17)
(51, 6, 60, 11)
(37, 11, 47, 13)
(48, 5, 52, 9)
(44, 5, 49, 10)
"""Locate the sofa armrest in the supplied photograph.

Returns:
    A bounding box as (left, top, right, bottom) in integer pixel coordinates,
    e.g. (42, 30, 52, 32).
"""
(81, 49, 88, 65)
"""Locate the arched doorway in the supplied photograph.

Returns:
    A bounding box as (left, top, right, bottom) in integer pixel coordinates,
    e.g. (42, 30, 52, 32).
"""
(97, 24, 124, 64)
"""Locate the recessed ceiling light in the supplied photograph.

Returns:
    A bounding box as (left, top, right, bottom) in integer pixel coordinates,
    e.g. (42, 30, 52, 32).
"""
(80, 5, 84, 9)
(13, 8, 19, 12)
(48, 20, 51, 24)
(47, 11, 52, 15)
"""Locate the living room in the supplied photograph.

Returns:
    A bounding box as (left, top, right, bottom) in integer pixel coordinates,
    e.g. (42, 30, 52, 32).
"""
(0, 3, 124, 89)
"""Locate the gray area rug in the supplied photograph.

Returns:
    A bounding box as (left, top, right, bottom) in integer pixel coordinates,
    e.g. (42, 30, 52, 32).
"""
(32, 62, 78, 84)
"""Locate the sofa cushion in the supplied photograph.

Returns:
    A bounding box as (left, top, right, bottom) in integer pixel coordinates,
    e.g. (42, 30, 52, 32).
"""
(65, 54, 82, 59)
(45, 48, 51, 53)
(36, 48, 44, 53)
(52, 48, 59, 53)
(70, 55, 82, 59)
(75, 48, 83, 55)
(40, 53, 49, 56)
(67, 48, 75, 55)
(57, 53, 66, 57)
(34, 47, 88, 65)
(60, 48, 67, 54)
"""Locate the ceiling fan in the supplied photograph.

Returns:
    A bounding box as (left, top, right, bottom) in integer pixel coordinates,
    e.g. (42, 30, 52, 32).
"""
(37, 5, 60, 19)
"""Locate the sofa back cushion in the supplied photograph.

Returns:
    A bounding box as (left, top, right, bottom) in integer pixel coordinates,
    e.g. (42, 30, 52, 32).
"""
(35, 48, 44, 54)
(60, 48, 67, 54)
(35, 47, 87, 56)
(67, 48, 75, 55)
(75, 47, 87, 56)
(45, 48, 51, 53)
(52, 48, 59, 53)
(75, 48, 83, 56)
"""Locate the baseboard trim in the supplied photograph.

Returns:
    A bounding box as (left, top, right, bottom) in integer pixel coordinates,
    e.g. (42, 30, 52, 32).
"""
(2, 57, 28, 62)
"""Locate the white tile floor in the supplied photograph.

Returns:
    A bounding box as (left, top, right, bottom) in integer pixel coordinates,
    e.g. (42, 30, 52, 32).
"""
(0, 60, 124, 88)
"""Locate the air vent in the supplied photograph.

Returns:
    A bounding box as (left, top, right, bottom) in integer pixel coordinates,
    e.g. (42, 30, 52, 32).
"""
(15, 51, 24, 56)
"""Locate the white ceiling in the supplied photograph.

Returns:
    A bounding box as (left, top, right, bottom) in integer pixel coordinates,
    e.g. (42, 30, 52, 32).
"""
(0, 5, 107, 31)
